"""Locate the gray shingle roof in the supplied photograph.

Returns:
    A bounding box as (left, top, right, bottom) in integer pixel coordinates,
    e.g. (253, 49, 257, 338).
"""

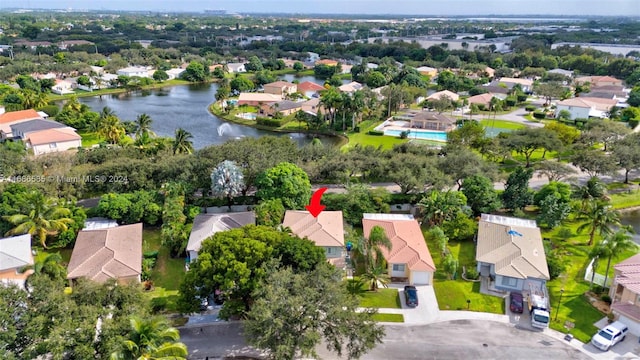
(10, 119, 66, 135)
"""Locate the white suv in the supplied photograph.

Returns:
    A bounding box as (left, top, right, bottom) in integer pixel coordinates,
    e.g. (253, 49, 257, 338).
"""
(591, 321, 628, 351)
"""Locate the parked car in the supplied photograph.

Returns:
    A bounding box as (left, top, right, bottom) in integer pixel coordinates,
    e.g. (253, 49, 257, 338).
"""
(404, 285, 418, 307)
(591, 321, 628, 351)
(509, 292, 523, 314)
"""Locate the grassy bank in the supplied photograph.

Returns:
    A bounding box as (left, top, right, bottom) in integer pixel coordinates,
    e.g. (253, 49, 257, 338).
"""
(47, 79, 195, 101)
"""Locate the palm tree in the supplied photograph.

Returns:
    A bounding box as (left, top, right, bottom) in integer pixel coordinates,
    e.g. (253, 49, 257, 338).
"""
(134, 113, 156, 144)
(572, 177, 607, 212)
(172, 128, 194, 155)
(361, 264, 391, 292)
(577, 200, 621, 246)
(597, 228, 637, 290)
(3, 191, 74, 248)
(100, 106, 116, 121)
(110, 317, 188, 360)
(99, 115, 125, 144)
(64, 95, 83, 113)
(20, 252, 67, 289)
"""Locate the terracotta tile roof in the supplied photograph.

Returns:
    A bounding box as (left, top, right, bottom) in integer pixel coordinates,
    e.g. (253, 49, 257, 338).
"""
(467, 93, 496, 105)
(237, 93, 282, 102)
(0, 234, 32, 272)
(315, 59, 339, 66)
(282, 210, 345, 247)
(362, 214, 435, 272)
(613, 253, 640, 294)
(264, 81, 294, 88)
(557, 97, 617, 111)
(67, 223, 143, 282)
(186, 212, 255, 253)
(476, 214, 550, 280)
(497, 77, 533, 87)
(338, 81, 364, 93)
(297, 81, 326, 92)
(0, 109, 42, 125)
(27, 128, 81, 146)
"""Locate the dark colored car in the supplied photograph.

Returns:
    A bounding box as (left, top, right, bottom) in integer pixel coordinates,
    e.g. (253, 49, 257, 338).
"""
(404, 285, 418, 307)
(509, 292, 524, 314)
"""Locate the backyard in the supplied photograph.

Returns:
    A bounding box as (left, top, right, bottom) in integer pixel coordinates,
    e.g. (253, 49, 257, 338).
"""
(144, 227, 186, 312)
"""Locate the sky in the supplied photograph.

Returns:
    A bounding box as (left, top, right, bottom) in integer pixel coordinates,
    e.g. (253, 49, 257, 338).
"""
(1, 0, 639, 16)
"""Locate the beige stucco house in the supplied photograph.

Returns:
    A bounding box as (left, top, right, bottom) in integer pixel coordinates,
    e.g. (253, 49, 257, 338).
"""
(263, 81, 297, 96)
(362, 214, 435, 285)
(282, 210, 346, 268)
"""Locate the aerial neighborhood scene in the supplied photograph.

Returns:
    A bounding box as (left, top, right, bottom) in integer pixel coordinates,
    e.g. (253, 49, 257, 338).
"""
(2, 0, 640, 359)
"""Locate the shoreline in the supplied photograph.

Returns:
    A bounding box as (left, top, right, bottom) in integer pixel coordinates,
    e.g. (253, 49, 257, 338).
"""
(207, 102, 349, 147)
(47, 79, 209, 101)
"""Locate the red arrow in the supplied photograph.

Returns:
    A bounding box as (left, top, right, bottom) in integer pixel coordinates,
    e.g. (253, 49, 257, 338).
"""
(306, 187, 327, 218)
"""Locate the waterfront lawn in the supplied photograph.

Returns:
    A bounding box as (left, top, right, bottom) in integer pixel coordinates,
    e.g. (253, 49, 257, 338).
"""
(359, 288, 402, 309)
(372, 313, 404, 322)
(479, 119, 525, 130)
(78, 131, 104, 147)
(611, 189, 640, 209)
(343, 119, 407, 150)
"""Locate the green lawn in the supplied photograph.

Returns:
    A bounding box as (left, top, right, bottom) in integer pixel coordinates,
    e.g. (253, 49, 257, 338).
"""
(343, 119, 407, 150)
(143, 228, 185, 312)
(359, 288, 402, 308)
(479, 119, 526, 130)
(610, 189, 640, 209)
(371, 313, 404, 322)
(78, 131, 105, 147)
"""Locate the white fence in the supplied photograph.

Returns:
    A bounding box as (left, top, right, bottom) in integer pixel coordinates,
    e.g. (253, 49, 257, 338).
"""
(584, 258, 613, 288)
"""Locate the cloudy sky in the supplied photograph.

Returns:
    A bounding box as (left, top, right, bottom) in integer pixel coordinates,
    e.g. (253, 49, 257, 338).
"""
(1, 0, 639, 16)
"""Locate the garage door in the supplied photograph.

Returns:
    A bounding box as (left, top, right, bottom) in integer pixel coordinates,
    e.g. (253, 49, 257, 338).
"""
(618, 315, 640, 336)
(411, 271, 431, 285)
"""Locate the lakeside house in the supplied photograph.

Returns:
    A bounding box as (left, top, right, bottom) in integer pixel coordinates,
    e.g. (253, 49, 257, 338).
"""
(297, 81, 326, 98)
(117, 66, 152, 78)
(263, 81, 297, 96)
(25, 128, 82, 156)
(259, 100, 303, 117)
(237, 93, 283, 106)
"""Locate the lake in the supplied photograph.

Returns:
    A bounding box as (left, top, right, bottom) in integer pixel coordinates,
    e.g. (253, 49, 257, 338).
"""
(76, 82, 341, 149)
(619, 209, 640, 244)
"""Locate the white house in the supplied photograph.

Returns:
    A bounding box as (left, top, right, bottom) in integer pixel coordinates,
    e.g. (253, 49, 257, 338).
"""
(362, 214, 436, 285)
(26, 128, 82, 156)
(186, 212, 255, 262)
(117, 66, 152, 78)
(226, 63, 246, 73)
(165, 68, 186, 80)
(51, 80, 74, 95)
(555, 97, 618, 119)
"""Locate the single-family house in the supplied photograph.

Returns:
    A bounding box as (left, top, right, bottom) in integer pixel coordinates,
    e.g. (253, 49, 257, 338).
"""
(237, 93, 283, 106)
(0, 234, 33, 287)
(0, 108, 43, 140)
(338, 81, 364, 93)
(609, 253, 640, 335)
(25, 128, 82, 156)
(297, 81, 326, 98)
(67, 223, 143, 284)
(493, 77, 534, 92)
(57, 40, 94, 50)
(467, 93, 504, 108)
(279, 59, 299, 68)
(186, 212, 255, 262)
(547, 68, 574, 78)
(51, 79, 74, 95)
(575, 75, 623, 87)
(165, 68, 186, 80)
(426, 90, 460, 102)
(263, 81, 297, 96)
(259, 100, 303, 117)
(226, 62, 246, 73)
(416, 66, 438, 78)
(408, 111, 456, 132)
(362, 214, 436, 285)
(301, 98, 323, 115)
(14, 40, 53, 49)
(117, 66, 152, 78)
(555, 97, 618, 119)
(341, 64, 353, 75)
(307, 52, 320, 63)
(9, 119, 69, 140)
(475, 214, 550, 293)
(366, 63, 379, 70)
(315, 59, 339, 67)
(282, 210, 346, 268)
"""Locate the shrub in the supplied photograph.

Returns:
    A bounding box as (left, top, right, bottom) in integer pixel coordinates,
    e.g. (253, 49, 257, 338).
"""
(143, 250, 159, 259)
(630, 119, 639, 129)
(39, 104, 60, 117)
(525, 105, 537, 112)
(505, 97, 517, 107)
(150, 296, 168, 312)
(367, 130, 384, 136)
(601, 295, 612, 305)
(465, 266, 479, 280)
(532, 111, 546, 119)
(256, 117, 282, 127)
(517, 93, 528, 102)
(399, 130, 409, 139)
(353, 126, 360, 133)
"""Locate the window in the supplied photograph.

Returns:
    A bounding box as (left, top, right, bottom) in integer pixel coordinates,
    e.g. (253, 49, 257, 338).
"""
(392, 264, 405, 272)
(501, 276, 518, 287)
(49, 143, 57, 149)
(326, 247, 334, 255)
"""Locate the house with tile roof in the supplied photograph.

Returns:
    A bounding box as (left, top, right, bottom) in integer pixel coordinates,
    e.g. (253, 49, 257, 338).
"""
(67, 223, 143, 284)
(338, 81, 364, 93)
(0, 234, 33, 287)
(282, 210, 346, 268)
(297, 81, 326, 98)
(186, 212, 255, 262)
(0, 108, 43, 139)
(467, 93, 504, 108)
(476, 214, 550, 293)
(259, 100, 303, 117)
(362, 214, 436, 285)
(10, 119, 69, 140)
(609, 253, 640, 336)
(237, 93, 282, 106)
(426, 90, 460, 102)
(226, 62, 246, 73)
(416, 66, 438, 77)
(575, 75, 623, 87)
(493, 77, 534, 92)
(263, 81, 297, 96)
(555, 97, 618, 119)
(26, 128, 82, 156)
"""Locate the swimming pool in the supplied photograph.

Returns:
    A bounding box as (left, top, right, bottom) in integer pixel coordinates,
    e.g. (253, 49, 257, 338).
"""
(236, 112, 257, 120)
(384, 129, 448, 142)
